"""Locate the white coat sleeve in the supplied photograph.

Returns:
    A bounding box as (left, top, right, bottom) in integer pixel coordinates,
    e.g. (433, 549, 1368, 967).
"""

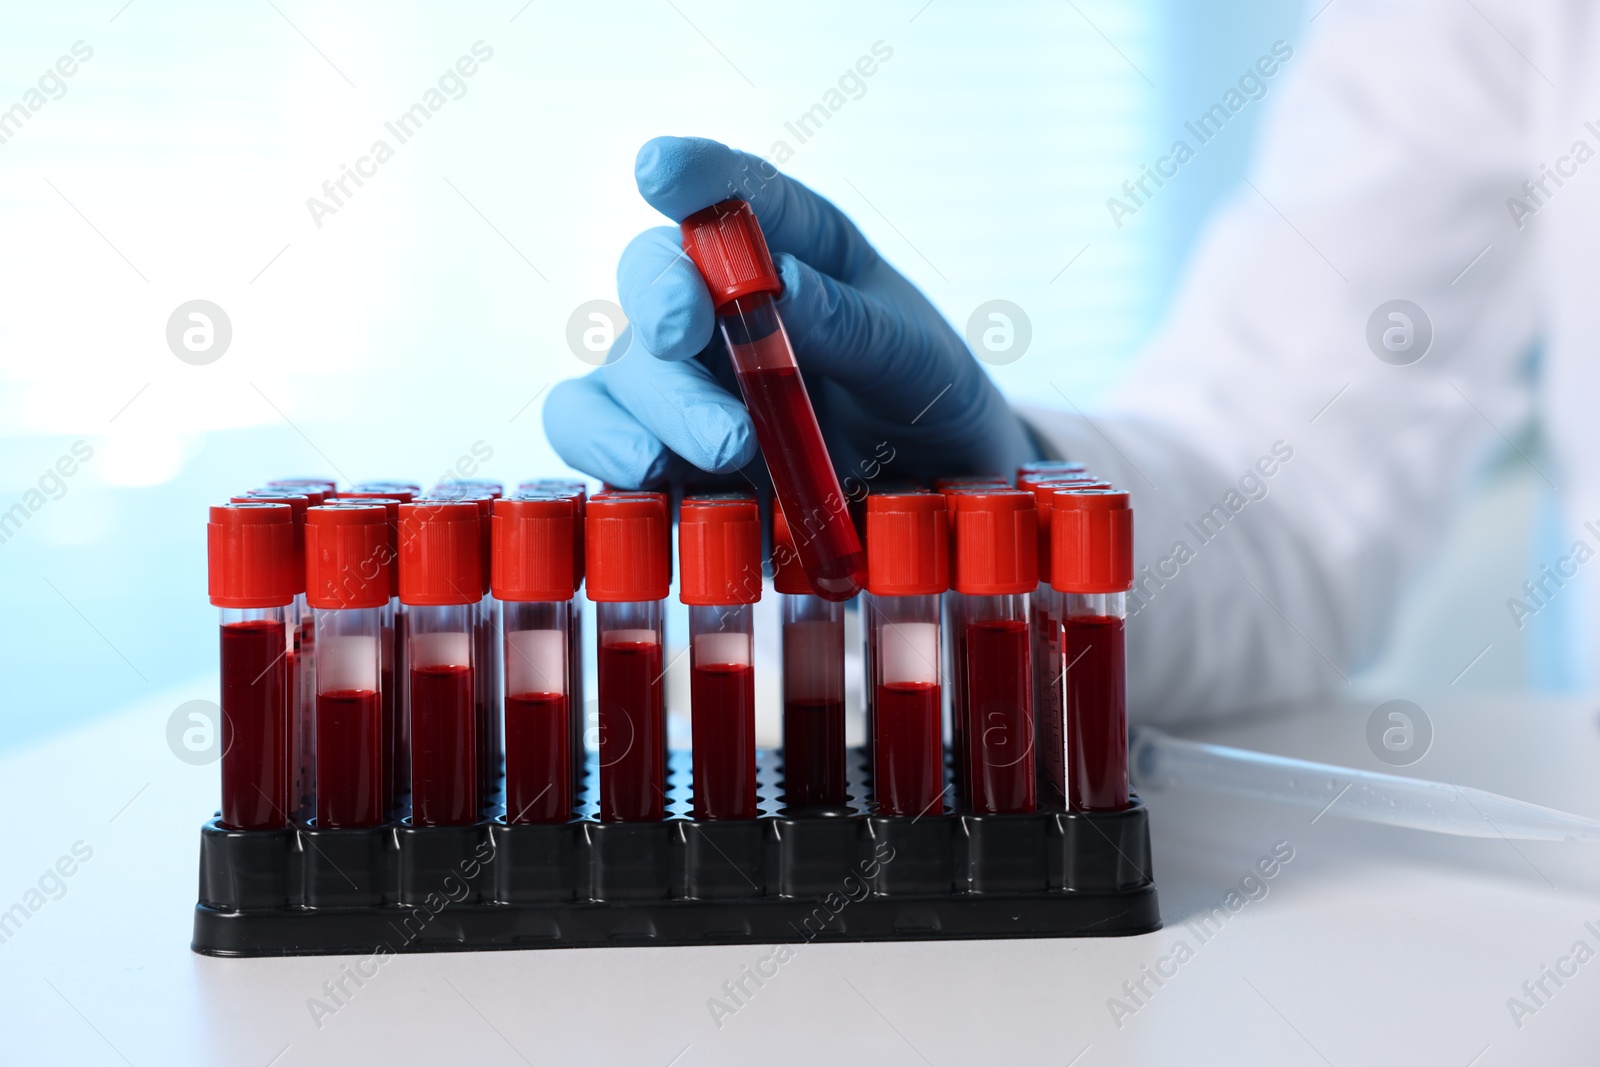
(1023, 0, 1543, 723)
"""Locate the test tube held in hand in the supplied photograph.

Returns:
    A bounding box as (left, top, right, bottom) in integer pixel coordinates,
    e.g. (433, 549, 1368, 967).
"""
(493, 493, 581, 824)
(680, 496, 763, 820)
(208, 503, 296, 831)
(586, 492, 671, 822)
(773, 506, 847, 808)
(948, 489, 1038, 814)
(1053, 488, 1134, 812)
(305, 504, 391, 828)
(681, 199, 867, 602)
(864, 492, 949, 817)
(399, 501, 481, 827)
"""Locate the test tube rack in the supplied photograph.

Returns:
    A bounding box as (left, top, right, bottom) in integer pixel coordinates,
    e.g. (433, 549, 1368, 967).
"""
(192, 748, 1159, 956)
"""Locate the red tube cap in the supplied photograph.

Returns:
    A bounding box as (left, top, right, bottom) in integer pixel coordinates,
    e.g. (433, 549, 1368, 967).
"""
(680, 199, 782, 313)
(1051, 489, 1134, 594)
(950, 490, 1038, 595)
(233, 491, 310, 592)
(679, 496, 761, 606)
(209, 503, 296, 608)
(305, 505, 391, 609)
(1026, 478, 1111, 585)
(585, 492, 670, 602)
(865, 493, 949, 597)
(325, 496, 401, 598)
(430, 488, 495, 595)
(399, 501, 482, 606)
(493, 494, 578, 602)
(516, 480, 587, 584)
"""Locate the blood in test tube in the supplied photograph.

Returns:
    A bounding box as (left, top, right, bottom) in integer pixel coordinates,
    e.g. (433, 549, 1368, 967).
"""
(1020, 476, 1108, 807)
(235, 489, 316, 821)
(399, 500, 482, 826)
(680, 199, 866, 601)
(680, 496, 762, 820)
(208, 503, 296, 831)
(1052, 488, 1134, 812)
(772, 506, 847, 808)
(493, 493, 581, 824)
(863, 492, 949, 816)
(586, 492, 671, 822)
(948, 489, 1038, 814)
(517, 479, 590, 790)
(306, 504, 391, 827)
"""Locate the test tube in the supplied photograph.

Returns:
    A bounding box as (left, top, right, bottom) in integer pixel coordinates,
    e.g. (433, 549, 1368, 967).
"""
(430, 487, 501, 816)
(1052, 488, 1134, 811)
(234, 490, 315, 821)
(772, 506, 847, 808)
(863, 492, 949, 816)
(680, 199, 866, 601)
(1022, 476, 1109, 807)
(399, 500, 481, 826)
(334, 493, 406, 815)
(517, 479, 589, 789)
(948, 490, 1038, 814)
(305, 504, 390, 828)
(493, 493, 580, 823)
(207, 503, 295, 830)
(586, 492, 671, 822)
(680, 496, 762, 820)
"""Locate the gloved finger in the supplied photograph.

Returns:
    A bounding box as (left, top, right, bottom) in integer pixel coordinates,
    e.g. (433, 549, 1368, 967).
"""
(617, 226, 715, 362)
(635, 136, 878, 285)
(542, 372, 670, 489)
(770, 251, 987, 428)
(598, 339, 757, 474)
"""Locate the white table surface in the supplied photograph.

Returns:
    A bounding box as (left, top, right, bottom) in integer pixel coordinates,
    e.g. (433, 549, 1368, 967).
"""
(2, 686, 1596, 1066)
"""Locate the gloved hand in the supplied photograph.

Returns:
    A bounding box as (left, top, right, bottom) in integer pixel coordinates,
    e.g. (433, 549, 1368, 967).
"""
(544, 136, 1038, 491)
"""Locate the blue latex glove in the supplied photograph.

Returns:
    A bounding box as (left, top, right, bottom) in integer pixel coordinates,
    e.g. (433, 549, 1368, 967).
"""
(544, 136, 1038, 490)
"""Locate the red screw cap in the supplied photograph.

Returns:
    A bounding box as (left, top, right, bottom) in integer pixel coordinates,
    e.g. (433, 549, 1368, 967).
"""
(949, 489, 1038, 596)
(232, 491, 311, 592)
(305, 505, 392, 610)
(493, 494, 579, 602)
(680, 199, 782, 314)
(208, 502, 296, 608)
(865, 492, 949, 597)
(585, 492, 670, 603)
(326, 496, 402, 597)
(516, 480, 587, 584)
(398, 500, 482, 606)
(1026, 478, 1111, 585)
(1051, 489, 1134, 594)
(679, 496, 761, 606)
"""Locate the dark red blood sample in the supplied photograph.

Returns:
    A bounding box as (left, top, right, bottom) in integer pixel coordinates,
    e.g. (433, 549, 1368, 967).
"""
(315, 689, 383, 827)
(219, 619, 289, 830)
(1064, 614, 1129, 811)
(963, 618, 1035, 814)
(691, 662, 756, 820)
(731, 359, 866, 600)
(783, 698, 846, 807)
(1031, 603, 1066, 807)
(473, 608, 499, 816)
(379, 665, 395, 817)
(505, 692, 570, 823)
(597, 640, 664, 821)
(948, 622, 969, 795)
(873, 681, 943, 816)
(410, 663, 477, 825)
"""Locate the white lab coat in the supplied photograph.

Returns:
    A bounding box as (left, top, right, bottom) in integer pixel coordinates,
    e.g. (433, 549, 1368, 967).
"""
(1023, 0, 1594, 723)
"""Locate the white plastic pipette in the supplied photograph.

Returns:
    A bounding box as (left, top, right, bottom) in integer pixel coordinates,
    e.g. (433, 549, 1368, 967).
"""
(1128, 726, 1600, 842)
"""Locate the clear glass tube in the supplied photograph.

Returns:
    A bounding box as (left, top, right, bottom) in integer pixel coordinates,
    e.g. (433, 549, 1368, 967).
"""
(943, 591, 969, 797)
(1063, 591, 1129, 811)
(956, 592, 1035, 814)
(1030, 583, 1066, 808)
(567, 594, 585, 794)
(473, 592, 502, 818)
(407, 603, 476, 826)
(219, 606, 291, 830)
(313, 605, 384, 828)
(865, 592, 943, 816)
(503, 599, 571, 823)
(719, 292, 866, 601)
(596, 599, 666, 822)
(689, 603, 756, 820)
(391, 600, 410, 818)
(781, 593, 846, 808)
(292, 593, 315, 824)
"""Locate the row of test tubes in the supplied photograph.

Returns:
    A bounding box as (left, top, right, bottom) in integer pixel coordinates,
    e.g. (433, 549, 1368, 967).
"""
(205, 461, 1132, 831)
